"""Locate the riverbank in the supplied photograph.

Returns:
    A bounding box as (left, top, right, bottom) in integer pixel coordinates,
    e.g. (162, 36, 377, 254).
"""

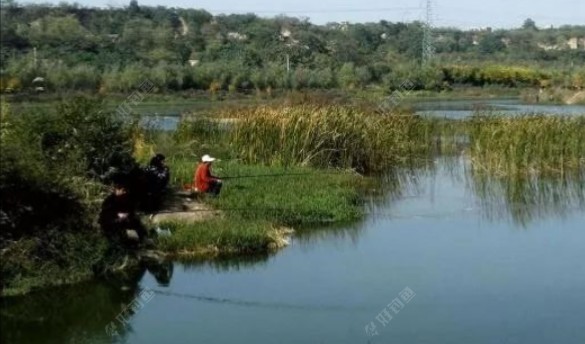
(0, 161, 369, 297)
(2, 97, 584, 297)
(152, 161, 370, 257)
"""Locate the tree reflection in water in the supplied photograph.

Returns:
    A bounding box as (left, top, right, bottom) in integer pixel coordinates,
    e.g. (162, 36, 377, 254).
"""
(0, 259, 174, 344)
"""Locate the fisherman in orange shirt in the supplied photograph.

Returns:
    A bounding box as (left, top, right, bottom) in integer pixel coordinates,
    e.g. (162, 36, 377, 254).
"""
(193, 154, 223, 196)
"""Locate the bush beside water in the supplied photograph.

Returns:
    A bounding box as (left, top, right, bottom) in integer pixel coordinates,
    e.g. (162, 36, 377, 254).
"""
(0, 97, 137, 295)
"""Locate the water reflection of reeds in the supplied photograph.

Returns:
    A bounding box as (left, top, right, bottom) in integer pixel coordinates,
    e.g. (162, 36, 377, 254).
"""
(469, 167, 585, 227)
(370, 156, 584, 228)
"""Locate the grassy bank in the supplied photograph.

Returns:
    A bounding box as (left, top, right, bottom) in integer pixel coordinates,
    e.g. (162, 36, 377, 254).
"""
(153, 159, 369, 256)
(171, 161, 366, 225)
(156, 220, 286, 257)
(2, 95, 584, 296)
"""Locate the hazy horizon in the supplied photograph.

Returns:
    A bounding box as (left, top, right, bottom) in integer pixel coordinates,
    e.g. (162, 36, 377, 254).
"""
(18, 0, 585, 30)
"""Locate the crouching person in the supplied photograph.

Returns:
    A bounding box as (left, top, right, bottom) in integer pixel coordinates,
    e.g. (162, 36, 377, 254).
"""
(99, 176, 150, 248)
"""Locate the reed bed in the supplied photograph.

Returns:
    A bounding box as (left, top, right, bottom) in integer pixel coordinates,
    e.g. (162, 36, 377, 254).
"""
(172, 106, 585, 180)
(222, 104, 438, 173)
(468, 115, 585, 176)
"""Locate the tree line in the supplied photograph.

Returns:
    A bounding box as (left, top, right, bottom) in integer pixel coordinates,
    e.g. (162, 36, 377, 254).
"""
(1, 1, 584, 93)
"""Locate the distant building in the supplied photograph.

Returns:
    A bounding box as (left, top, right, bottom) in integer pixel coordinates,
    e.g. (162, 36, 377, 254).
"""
(226, 32, 248, 41)
(537, 42, 560, 51)
(567, 37, 585, 50)
(568, 37, 579, 49)
(472, 35, 480, 46)
(280, 29, 292, 38)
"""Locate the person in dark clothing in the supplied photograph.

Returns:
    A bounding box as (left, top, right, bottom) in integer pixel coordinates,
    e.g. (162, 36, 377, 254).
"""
(143, 154, 170, 212)
(99, 178, 148, 246)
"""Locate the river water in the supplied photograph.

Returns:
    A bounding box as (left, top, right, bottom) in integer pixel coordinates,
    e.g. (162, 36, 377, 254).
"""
(139, 98, 585, 131)
(2, 155, 584, 344)
(412, 98, 585, 118)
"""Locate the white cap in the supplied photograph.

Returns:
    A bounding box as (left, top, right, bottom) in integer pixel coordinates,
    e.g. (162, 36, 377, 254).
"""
(201, 154, 216, 162)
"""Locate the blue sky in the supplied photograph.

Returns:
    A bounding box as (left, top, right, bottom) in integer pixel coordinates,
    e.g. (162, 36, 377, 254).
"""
(22, 0, 584, 29)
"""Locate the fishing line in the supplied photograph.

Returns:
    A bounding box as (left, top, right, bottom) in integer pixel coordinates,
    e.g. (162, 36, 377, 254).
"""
(156, 200, 585, 220)
(151, 290, 372, 313)
(150, 206, 481, 221)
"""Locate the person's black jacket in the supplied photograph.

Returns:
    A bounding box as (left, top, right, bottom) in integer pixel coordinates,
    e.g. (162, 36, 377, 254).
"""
(144, 165, 170, 194)
(99, 192, 137, 229)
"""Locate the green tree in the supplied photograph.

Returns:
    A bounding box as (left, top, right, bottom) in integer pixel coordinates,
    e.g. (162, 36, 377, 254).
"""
(522, 18, 537, 31)
(337, 63, 358, 89)
(478, 33, 506, 54)
(129, 0, 140, 15)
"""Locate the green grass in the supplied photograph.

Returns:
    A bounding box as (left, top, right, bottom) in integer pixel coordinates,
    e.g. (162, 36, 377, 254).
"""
(154, 158, 370, 256)
(156, 219, 278, 256)
(169, 159, 367, 226)
(211, 164, 365, 226)
(1, 231, 109, 296)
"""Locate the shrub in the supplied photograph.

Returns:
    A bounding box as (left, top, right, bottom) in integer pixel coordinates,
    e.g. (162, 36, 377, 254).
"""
(0, 97, 138, 293)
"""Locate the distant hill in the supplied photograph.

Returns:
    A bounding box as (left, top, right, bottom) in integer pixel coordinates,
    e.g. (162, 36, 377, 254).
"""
(1, 1, 584, 93)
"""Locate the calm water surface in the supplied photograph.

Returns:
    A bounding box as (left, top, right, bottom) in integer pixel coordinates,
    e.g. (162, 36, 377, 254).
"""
(149, 98, 585, 130)
(2, 157, 584, 344)
(413, 98, 585, 118)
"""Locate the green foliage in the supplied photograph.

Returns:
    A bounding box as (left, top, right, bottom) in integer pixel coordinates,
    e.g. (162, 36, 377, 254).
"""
(0, 97, 137, 293)
(225, 104, 438, 173)
(209, 163, 364, 226)
(468, 115, 585, 176)
(478, 33, 506, 54)
(26, 97, 138, 178)
(0, 230, 108, 295)
(0, 99, 10, 140)
(154, 156, 368, 256)
(337, 63, 359, 89)
(25, 14, 90, 48)
(522, 18, 537, 31)
(1, 3, 583, 94)
(442, 64, 547, 87)
(156, 219, 276, 255)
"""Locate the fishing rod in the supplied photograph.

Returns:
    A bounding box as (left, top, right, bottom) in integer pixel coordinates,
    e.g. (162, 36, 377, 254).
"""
(220, 172, 321, 180)
(182, 170, 361, 181)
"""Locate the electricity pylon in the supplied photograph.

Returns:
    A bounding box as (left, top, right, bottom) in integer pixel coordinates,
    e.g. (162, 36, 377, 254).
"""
(421, 0, 434, 66)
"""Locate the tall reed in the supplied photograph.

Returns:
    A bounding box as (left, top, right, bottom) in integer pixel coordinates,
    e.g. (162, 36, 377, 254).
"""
(468, 115, 585, 176)
(223, 104, 438, 173)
